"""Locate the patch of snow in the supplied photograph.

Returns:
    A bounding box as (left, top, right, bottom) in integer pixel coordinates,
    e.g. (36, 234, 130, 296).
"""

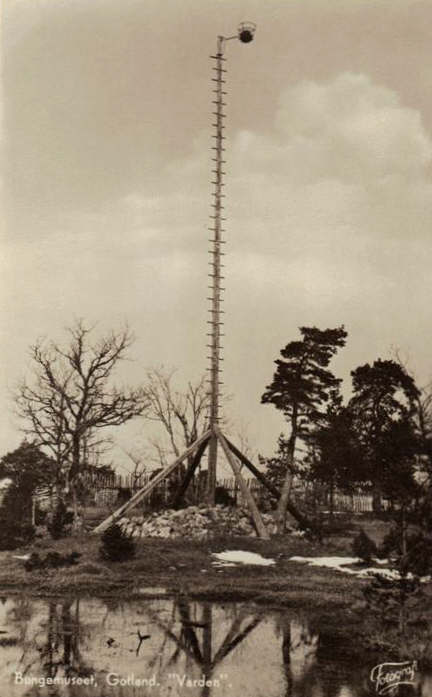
(290, 555, 359, 569)
(13, 555, 30, 561)
(288, 556, 432, 583)
(212, 550, 276, 566)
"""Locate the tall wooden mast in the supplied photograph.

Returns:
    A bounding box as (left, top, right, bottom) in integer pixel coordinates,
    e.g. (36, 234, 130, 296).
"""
(206, 25, 256, 503)
(206, 34, 227, 503)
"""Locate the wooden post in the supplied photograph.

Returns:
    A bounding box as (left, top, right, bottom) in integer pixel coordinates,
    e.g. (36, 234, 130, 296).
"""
(201, 603, 213, 697)
(93, 430, 212, 533)
(216, 429, 269, 539)
(142, 606, 201, 664)
(206, 433, 218, 504)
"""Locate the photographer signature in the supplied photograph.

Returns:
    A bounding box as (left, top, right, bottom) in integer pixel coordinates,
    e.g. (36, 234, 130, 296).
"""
(370, 661, 417, 695)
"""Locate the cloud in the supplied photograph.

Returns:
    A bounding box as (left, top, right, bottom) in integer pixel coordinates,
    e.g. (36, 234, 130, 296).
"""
(113, 72, 432, 271)
(229, 73, 432, 198)
(222, 72, 432, 277)
(275, 73, 432, 176)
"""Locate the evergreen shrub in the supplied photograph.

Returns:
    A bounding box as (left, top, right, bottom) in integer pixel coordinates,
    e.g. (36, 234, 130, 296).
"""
(99, 523, 136, 562)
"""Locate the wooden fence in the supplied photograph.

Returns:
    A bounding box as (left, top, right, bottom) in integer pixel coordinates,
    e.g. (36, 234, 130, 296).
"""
(331, 493, 378, 513)
(89, 473, 261, 509)
(85, 472, 376, 513)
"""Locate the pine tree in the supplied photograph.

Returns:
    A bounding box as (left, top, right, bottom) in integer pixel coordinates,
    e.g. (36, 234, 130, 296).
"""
(262, 326, 347, 532)
(348, 359, 420, 512)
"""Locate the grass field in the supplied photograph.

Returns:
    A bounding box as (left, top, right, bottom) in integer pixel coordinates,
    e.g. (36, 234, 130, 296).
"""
(0, 513, 390, 604)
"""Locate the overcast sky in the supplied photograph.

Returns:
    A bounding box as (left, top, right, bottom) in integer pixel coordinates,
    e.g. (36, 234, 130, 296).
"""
(2, 0, 432, 472)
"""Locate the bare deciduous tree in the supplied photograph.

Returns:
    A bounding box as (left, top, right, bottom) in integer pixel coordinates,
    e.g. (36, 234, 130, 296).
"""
(15, 320, 149, 513)
(416, 384, 432, 479)
(143, 368, 210, 468)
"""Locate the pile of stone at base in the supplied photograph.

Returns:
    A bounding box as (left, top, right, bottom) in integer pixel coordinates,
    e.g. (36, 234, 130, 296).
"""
(118, 504, 281, 539)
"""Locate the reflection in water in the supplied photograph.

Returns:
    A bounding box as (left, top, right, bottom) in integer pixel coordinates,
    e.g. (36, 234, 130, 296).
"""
(34, 600, 94, 681)
(0, 595, 429, 697)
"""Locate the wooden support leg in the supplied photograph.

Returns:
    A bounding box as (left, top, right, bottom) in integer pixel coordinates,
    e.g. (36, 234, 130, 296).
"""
(216, 429, 269, 540)
(225, 437, 280, 498)
(212, 617, 262, 665)
(171, 437, 210, 509)
(93, 430, 212, 534)
(225, 437, 318, 535)
(177, 598, 204, 664)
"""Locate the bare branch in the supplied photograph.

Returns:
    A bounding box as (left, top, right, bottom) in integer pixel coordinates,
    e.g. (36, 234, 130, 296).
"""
(142, 368, 211, 468)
